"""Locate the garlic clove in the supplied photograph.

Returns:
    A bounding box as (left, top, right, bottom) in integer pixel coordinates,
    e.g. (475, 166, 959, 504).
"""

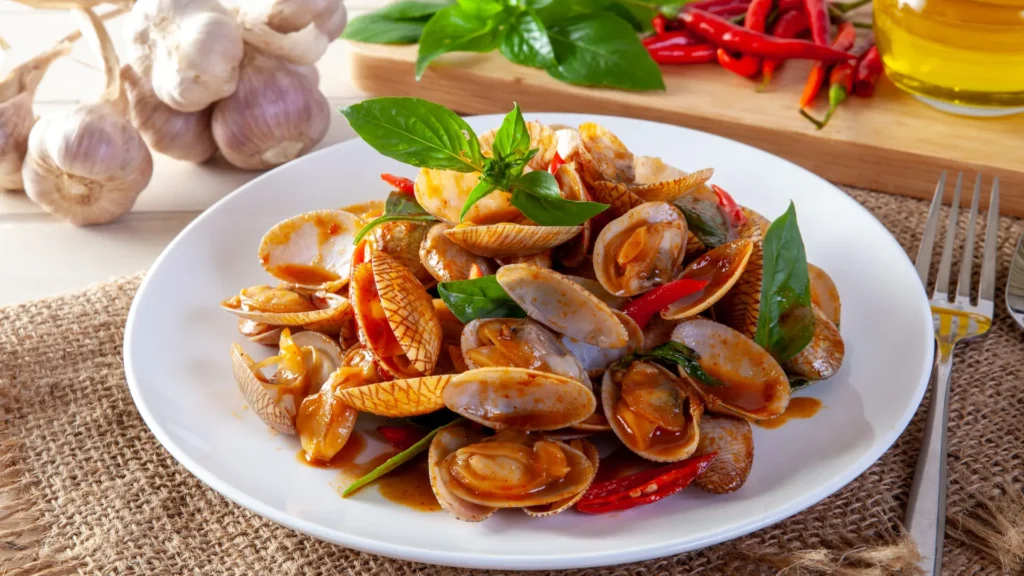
(122, 64, 216, 163)
(211, 51, 330, 171)
(235, 0, 345, 65)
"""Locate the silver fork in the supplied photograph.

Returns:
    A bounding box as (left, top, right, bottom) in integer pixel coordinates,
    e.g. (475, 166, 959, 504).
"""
(906, 172, 999, 575)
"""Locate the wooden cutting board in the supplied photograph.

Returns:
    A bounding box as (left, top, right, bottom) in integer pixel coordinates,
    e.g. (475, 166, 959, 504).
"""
(347, 42, 1024, 216)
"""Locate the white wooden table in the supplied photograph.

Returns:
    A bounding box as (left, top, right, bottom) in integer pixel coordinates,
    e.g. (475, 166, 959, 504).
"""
(0, 1, 383, 306)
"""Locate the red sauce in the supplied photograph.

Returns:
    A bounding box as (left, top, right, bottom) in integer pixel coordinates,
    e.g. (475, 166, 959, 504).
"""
(377, 455, 441, 512)
(296, 430, 368, 470)
(756, 397, 823, 429)
(267, 263, 339, 286)
(594, 448, 658, 483)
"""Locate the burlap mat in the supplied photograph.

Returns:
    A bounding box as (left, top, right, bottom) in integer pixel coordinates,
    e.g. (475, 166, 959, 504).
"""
(2, 188, 1023, 576)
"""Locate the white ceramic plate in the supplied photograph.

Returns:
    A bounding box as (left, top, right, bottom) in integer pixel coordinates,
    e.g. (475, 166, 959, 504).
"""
(124, 113, 933, 570)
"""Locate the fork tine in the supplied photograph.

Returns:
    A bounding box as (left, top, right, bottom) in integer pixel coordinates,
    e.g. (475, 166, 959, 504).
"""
(934, 172, 963, 299)
(979, 177, 1000, 305)
(915, 171, 946, 286)
(956, 174, 982, 301)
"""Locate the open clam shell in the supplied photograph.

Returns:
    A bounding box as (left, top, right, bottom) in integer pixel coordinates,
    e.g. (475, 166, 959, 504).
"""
(808, 264, 841, 327)
(592, 202, 689, 297)
(715, 213, 765, 338)
(258, 210, 365, 291)
(443, 367, 596, 431)
(341, 199, 385, 221)
(367, 219, 434, 287)
(662, 238, 754, 320)
(496, 264, 629, 348)
(479, 121, 557, 171)
(238, 319, 287, 346)
(630, 159, 714, 203)
(578, 122, 634, 184)
(414, 168, 520, 225)
(523, 439, 599, 517)
(291, 331, 344, 389)
(420, 222, 495, 283)
(296, 367, 362, 463)
(588, 180, 645, 218)
(552, 162, 593, 268)
(670, 318, 790, 420)
(602, 362, 703, 462)
(232, 343, 300, 434)
(783, 306, 845, 383)
(564, 275, 629, 310)
(559, 310, 643, 378)
(694, 414, 753, 494)
(333, 374, 452, 417)
(461, 318, 590, 387)
(429, 422, 496, 522)
(444, 223, 581, 259)
(222, 286, 350, 327)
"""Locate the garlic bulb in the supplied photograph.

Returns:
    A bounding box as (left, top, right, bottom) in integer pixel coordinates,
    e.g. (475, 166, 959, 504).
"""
(124, 0, 244, 112)
(122, 63, 216, 163)
(212, 51, 330, 171)
(23, 8, 153, 226)
(234, 0, 347, 65)
(0, 44, 68, 191)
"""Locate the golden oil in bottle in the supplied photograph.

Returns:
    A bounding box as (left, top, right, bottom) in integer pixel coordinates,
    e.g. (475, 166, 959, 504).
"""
(874, 0, 1024, 114)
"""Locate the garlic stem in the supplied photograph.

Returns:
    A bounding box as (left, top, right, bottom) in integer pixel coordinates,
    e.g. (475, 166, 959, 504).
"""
(73, 7, 124, 112)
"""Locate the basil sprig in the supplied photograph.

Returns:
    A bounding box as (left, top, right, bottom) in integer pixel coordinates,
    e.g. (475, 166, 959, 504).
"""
(613, 341, 721, 387)
(344, 0, 664, 91)
(353, 191, 437, 245)
(755, 202, 815, 362)
(437, 275, 527, 323)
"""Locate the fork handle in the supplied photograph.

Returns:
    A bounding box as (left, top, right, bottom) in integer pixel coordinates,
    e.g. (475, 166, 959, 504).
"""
(905, 345, 954, 575)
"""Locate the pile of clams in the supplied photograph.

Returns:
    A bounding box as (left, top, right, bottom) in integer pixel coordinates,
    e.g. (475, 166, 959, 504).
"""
(221, 118, 844, 521)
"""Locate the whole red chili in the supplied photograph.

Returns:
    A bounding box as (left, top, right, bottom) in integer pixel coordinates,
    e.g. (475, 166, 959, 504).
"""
(576, 453, 717, 514)
(622, 278, 710, 329)
(380, 173, 415, 195)
(760, 10, 809, 86)
(704, 0, 752, 17)
(647, 43, 718, 65)
(801, 61, 854, 129)
(642, 30, 702, 49)
(712, 184, 748, 227)
(777, 0, 802, 11)
(652, 13, 669, 34)
(798, 21, 856, 108)
(547, 151, 565, 175)
(854, 45, 883, 97)
(717, 48, 761, 77)
(680, 9, 855, 62)
(802, 0, 831, 45)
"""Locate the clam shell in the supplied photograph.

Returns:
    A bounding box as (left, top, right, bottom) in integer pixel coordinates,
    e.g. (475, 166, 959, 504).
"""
(693, 414, 753, 494)
(662, 238, 754, 320)
(334, 374, 452, 417)
(671, 318, 790, 420)
(231, 343, 299, 434)
(445, 223, 580, 258)
(258, 210, 365, 290)
(368, 219, 434, 286)
(633, 155, 687, 184)
(592, 202, 689, 297)
(296, 367, 361, 463)
(782, 306, 845, 382)
(428, 423, 496, 522)
(523, 439, 599, 517)
(602, 362, 703, 462)
(461, 318, 590, 387)
(578, 122, 634, 184)
(238, 319, 287, 346)
(443, 367, 596, 431)
(497, 264, 629, 348)
(564, 275, 629, 310)
(552, 162, 592, 268)
(341, 200, 385, 220)
(414, 168, 520, 225)
(222, 289, 350, 327)
(291, 331, 344, 389)
(588, 180, 644, 218)
(420, 222, 495, 283)
(808, 264, 841, 327)
(630, 161, 714, 203)
(560, 310, 643, 377)
(479, 121, 557, 171)
(716, 214, 765, 338)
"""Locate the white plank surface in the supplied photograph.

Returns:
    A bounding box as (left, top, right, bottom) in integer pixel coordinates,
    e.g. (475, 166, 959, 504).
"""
(0, 0, 381, 306)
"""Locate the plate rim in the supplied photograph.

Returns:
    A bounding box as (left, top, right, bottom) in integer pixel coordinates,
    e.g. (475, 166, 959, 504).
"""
(124, 112, 934, 570)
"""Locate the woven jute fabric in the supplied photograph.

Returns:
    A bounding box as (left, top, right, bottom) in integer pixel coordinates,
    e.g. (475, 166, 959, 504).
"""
(2, 188, 1023, 576)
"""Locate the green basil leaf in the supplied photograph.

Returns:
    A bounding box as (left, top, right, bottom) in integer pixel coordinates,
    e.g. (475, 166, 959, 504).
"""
(459, 178, 499, 221)
(341, 97, 484, 172)
(353, 191, 437, 244)
(342, 420, 461, 497)
(612, 342, 721, 386)
(535, 0, 605, 25)
(674, 194, 729, 248)
(512, 169, 561, 197)
(374, 0, 455, 19)
(456, 0, 504, 17)
(755, 202, 815, 362)
(546, 13, 664, 91)
(509, 171, 608, 226)
(437, 276, 527, 323)
(500, 10, 557, 69)
(341, 14, 430, 44)
(416, 5, 502, 79)
(491, 103, 531, 160)
(606, 1, 647, 31)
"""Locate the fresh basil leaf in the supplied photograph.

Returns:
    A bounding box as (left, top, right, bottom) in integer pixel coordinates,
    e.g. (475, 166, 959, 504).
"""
(755, 202, 815, 362)
(500, 10, 556, 69)
(341, 14, 430, 44)
(546, 13, 664, 91)
(374, 0, 455, 19)
(459, 178, 499, 221)
(675, 194, 729, 248)
(512, 169, 561, 197)
(341, 97, 484, 172)
(456, 0, 504, 17)
(416, 5, 502, 79)
(535, 0, 604, 25)
(613, 342, 721, 387)
(606, 1, 646, 31)
(509, 171, 608, 226)
(491, 103, 531, 160)
(342, 420, 461, 497)
(437, 276, 527, 323)
(353, 191, 437, 244)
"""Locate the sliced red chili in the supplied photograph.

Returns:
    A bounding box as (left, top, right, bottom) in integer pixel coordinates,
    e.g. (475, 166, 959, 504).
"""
(576, 453, 717, 514)
(711, 184, 748, 228)
(376, 425, 427, 451)
(623, 278, 710, 329)
(548, 151, 566, 175)
(380, 173, 415, 195)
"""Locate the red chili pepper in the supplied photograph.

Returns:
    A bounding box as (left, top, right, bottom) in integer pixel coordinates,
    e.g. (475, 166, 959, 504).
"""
(745, 0, 772, 33)
(547, 151, 565, 175)
(380, 173, 415, 195)
(802, 0, 831, 45)
(623, 278, 710, 329)
(854, 45, 883, 98)
(680, 9, 854, 62)
(798, 21, 856, 108)
(652, 13, 669, 34)
(802, 61, 854, 129)
(704, 0, 751, 17)
(717, 48, 760, 78)
(648, 43, 718, 65)
(576, 453, 717, 514)
(642, 30, 701, 49)
(760, 10, 809, 87)
(376, 425, 427, 451)
(777, 0, 802, 11)
(712, 184, 748, 227)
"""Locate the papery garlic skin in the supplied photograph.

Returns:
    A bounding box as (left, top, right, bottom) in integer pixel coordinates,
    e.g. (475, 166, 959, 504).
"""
(212, 52, 329, 170)
(235, 0, 346, 65)
(23, 103, 154, 226)
(0, 92, 36, 190)
(124, 0, 245, 112)
(122, 64, 216, 163)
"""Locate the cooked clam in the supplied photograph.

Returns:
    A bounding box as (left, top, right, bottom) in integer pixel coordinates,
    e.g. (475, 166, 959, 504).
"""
(782, 306, 845, 383)
(578, 122, 634, 184)
(443, 367, 596, 431)
(670, 318, 790, 420)
(367, 219, 434, 286)
(222, 285, 351, 331)
(341, 200, 385, 221)
(445, 223, 581, 259)
(258, 210, 365, 290)
(479, 121, 557, 171)
(631, 157, 714, 203)
(334, 374, 452, 417)
(693, 414, 753, 494)
(420, 222, 495, 283)
(565, 275, 629, 310)
(603, 361, 703, 462)
(523, 438, 599, 520)
(808, 264, 841, 327)
(497, 264, 629, 348)
(461, 318, 589, 386)
(296, 367, 362, 463)
(429, 422, 495, 522)
(552, 162, 593, 268)
(715, 214, 765, 338)
(588, 180, 645, 218)
(559, 310, 643, 378)
(593, 202, 689, 297)
(661, 238, 753, 320)
(415, 168, 520, 225)
(496, 250, 555, 270)
(237, 318, 287, 346)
